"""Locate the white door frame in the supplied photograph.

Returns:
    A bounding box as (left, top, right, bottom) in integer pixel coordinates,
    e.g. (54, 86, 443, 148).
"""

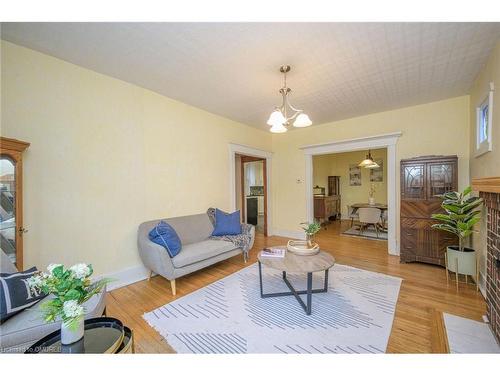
(300, 132, 402, 255)
(229, 143, 273, 235)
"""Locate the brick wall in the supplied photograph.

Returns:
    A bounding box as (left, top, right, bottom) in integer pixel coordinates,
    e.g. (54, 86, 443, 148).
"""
(480, 191, 500, 344)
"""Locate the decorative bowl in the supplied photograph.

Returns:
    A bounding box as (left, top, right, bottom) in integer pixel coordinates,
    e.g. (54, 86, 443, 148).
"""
(287, 240, 320, 256)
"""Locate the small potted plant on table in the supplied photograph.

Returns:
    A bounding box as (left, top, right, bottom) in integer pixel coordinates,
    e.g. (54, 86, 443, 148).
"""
(431, 186, 483, 290)
(301, 221, 322, 247)
(286, 221, 322, 256)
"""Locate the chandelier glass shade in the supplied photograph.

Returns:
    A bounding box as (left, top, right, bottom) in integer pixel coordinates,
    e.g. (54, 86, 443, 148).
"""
(267, 65, 312, 133)
(358, 150, 380, 168)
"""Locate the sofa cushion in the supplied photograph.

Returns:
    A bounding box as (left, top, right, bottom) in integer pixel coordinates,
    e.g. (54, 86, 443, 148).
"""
(139, 214, 214, 247)
(171, 239, 237, 268)
(212, 209, 242, 236)
(165, 214, 214, 245)
(0, 267, 47, 323)
(148, 221, 182, 257)
(0, 289, 106, 352)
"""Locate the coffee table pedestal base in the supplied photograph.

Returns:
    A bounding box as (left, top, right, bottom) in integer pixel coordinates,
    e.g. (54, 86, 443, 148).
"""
(258, 261, 329, 315)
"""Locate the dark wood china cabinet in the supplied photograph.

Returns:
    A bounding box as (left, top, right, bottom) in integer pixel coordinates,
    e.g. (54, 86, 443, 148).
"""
(400, 155, 458, 266)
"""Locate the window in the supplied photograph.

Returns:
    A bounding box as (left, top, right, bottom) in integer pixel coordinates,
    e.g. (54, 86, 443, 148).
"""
(476, 82, 494, 157)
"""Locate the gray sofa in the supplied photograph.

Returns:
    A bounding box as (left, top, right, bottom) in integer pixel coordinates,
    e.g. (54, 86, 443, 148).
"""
(0, 250, 106, 353)
(137, 213, 255, 296)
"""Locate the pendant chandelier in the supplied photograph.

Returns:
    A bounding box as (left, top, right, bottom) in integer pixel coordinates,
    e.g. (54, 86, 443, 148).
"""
(267, 65, 312, 133)
(358, 150, 380, 169)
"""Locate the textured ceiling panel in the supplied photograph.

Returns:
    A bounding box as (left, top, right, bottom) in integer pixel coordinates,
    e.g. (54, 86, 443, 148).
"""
(2, 22, 499, 129)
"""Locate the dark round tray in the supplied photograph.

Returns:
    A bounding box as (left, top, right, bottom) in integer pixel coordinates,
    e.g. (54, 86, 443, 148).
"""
(25, 317, 125, 354)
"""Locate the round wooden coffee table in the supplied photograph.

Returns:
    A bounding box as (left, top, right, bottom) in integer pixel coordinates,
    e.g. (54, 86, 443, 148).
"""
(258, 247, 335, 315)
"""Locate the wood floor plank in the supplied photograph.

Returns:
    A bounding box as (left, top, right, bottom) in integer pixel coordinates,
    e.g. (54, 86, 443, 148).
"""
(106, 220, 486, 353)
(430, 308, 450, 353)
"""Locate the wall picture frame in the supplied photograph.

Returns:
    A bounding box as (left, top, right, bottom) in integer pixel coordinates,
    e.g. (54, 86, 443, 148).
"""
(349, 165, 361, 186)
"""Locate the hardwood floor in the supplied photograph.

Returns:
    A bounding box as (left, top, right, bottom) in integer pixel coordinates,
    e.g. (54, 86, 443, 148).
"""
(106, 220, 486, 353)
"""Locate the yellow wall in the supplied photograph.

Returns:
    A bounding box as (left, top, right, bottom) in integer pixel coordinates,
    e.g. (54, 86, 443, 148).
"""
(313, 149, 387, 218)
(271, 96, 470, 238)
(0, 41, 272, 276)
(468, 41, 500, 289)
(1, 40, 476, 280)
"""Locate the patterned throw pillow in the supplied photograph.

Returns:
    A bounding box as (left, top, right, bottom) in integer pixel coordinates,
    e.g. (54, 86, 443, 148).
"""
(0, 267, 47, 323)
(149, 221, 182, 257)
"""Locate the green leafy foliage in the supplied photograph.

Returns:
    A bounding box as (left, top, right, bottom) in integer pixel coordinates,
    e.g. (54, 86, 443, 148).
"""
(28, 264, 112, 330)
(431, 186, 483, 252)
(300, 221, 321, 236)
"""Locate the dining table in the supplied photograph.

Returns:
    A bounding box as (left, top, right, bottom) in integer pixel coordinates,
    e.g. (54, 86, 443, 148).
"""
(351, 202, 388, 211)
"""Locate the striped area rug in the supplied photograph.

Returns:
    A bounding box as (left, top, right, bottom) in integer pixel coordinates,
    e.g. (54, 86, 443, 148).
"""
(143, 263, 402, 353)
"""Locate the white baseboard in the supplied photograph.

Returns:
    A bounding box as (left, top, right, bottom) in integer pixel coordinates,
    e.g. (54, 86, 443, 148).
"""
(102, 264, 150, 291)
(270, 229, 306, 240)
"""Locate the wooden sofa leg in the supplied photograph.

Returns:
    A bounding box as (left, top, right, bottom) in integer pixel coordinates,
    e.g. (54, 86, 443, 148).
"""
(148, 270, 153, 281)
(170, 279, 176, 296)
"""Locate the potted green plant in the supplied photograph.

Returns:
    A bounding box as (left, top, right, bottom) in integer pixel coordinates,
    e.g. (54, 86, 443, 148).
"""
(301, 221, 322, 247)
(28, 263, 111, 344)
(431, 186, 483, 281)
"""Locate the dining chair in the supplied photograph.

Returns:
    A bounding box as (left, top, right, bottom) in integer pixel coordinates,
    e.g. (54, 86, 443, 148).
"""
(358, 207, 382, 238)
(347, 205, 359, 228)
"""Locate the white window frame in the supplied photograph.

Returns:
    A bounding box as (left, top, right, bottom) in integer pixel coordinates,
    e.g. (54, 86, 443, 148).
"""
(475, 82, 494, 157)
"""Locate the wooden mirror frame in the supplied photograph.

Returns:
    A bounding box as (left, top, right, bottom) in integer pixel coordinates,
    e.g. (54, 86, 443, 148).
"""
(0, 136, 30, 270)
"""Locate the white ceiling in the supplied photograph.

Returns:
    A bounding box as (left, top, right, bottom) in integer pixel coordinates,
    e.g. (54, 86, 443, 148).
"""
(2, 23, 500, 130)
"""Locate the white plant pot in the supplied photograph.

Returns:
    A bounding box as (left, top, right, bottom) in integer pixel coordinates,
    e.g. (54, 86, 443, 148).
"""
(368, 197, 375, 205)
(61, 317, 84, 345)
(446, 246, 476, 276)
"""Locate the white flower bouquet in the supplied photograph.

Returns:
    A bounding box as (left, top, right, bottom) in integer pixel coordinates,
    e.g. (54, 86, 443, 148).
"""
(28, 263, 110, 330)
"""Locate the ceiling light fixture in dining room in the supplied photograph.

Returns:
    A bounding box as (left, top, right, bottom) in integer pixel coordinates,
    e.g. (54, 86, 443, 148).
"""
(358, 150, 380, 169)
(267, 65, 312, 133)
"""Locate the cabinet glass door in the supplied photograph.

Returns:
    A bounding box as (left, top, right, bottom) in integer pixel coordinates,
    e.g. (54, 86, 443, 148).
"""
(0, 157, 17, 265)
(428, 163, 454, 198)
(402, 164, 426, 199)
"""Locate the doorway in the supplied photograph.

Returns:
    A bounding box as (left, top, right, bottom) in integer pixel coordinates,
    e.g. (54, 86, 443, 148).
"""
(236, 155, 267, 235)
(229, 143, 272, 237)
(312, 148, 388, 240)
(301, 132, 401, 255)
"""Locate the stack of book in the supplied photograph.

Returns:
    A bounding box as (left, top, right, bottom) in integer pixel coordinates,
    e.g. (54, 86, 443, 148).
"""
(260, 247, 286, 258)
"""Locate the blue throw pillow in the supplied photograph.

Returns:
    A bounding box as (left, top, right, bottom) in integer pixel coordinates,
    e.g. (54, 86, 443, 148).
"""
(149, 221, 182, 257)
(212, 209, 242, 236)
